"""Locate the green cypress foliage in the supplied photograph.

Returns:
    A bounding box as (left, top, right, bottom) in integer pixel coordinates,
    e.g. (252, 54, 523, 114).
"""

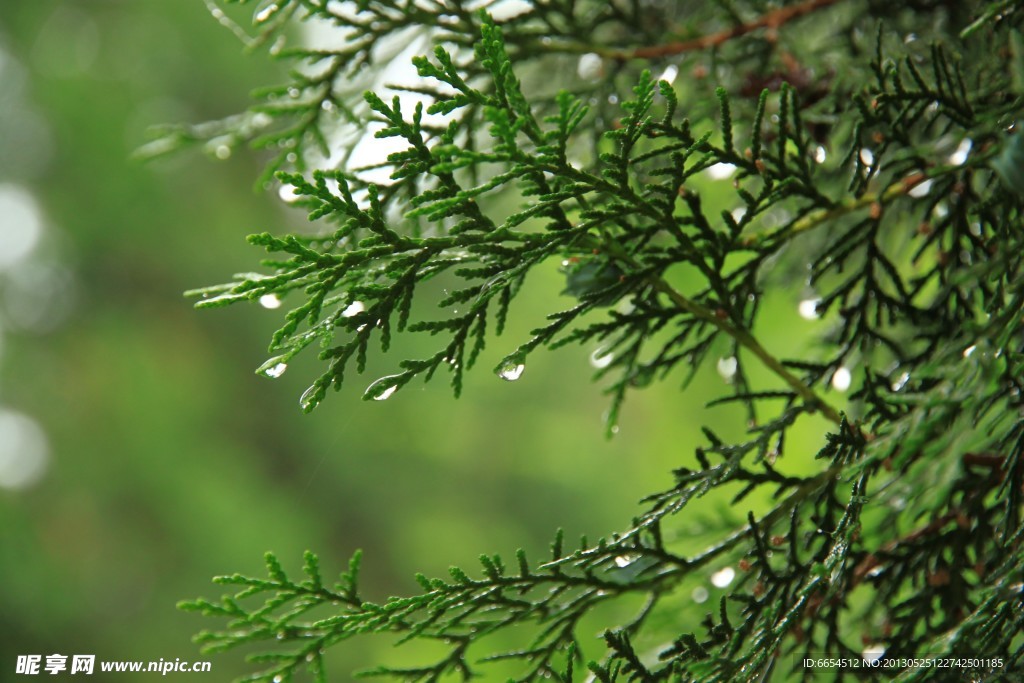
(159, 1, 1024, 680)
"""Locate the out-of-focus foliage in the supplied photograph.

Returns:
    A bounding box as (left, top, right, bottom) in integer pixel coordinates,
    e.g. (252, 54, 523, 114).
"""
(0, 2, 715, 680)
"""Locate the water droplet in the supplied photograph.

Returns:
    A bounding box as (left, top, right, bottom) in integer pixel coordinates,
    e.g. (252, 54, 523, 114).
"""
(798, 298, 821, 320)
(859, 148, 875, 166)
(364, 375, 401, 401)
(711, 567, 735, 588)
(814, 146, 827, 163)
(0, 185, 44, 273)
(657, 64, 678, 85)
(342, 300, 365, 317)
(576, 53, 603, 81)
(949, 138, 972, 166)
(255, 3, 279, 22)
(731, 206, 747, 222)
(215, 144, 231, 160)
(716, 356, 738, 382)
(286, 152, 298, 163)
(831, 366, 852, 392)
(374, 385, 397, 401)
(891, 371, 910, 392)
(498, 362, 525, 381)
(259, 293, 281, 309)
(252, 112, 273, 128)
(862, 644, 885, 663)
(963, 344, 977, 358)
(614, 554, 639, 568)
(288, 87, 300, 98)
(299, 385, 322, 411)
(908, 178, 933, 198)
(321, 99, 335, 112)
(278, 184, 301, 203)
(262, 363, 287, 379)
(590, 348, 613, 369)
(705, 162, 736, 180)
(691, 586, 709, 603)
(0, 409, 49, 490)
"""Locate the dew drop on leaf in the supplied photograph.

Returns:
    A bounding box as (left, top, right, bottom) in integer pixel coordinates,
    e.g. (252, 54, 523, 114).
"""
(263, 363, 287, 379)
(711, 567, 735, 588)
(831, 366, 852, 392)
(255, 3, 279, 23)
(614, 554, 640, 568)
(299, 385, 321, 411)
(364, 375, 401, 401)
(716, 356, 738, 382)
(798, 298, 821, 320)
(498, 363, 525, 381)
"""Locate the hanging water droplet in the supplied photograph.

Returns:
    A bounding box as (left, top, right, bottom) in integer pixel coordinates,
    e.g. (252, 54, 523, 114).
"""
(862, 644, 885, 663)
(590, 348, 613, 369)
(798, 298, 821, 320)
(705, 162, 736, 180)
(299, 385, 321, 411)
(576, 52, 603, 80)
(364, 375, 401, 401)
(949, 138, 972, 165)
(374, 385, 397, 401)
(891, 371, 910, 392)
(963, 344, 977, 358)
(342, 300, 365, 317)
(215, 144, 231, 160)
(262, 362, 287, 379)
(288, 87, 300, 98)
(814, 146, 827, 163)
(614, 554, 639, 568)
(731, 206, 747, 222)
(908, 178, 933, 198)
(716, 356, 738, 382)
(278, 184, 301, 203)
(259, 293, 281, 309)
(691, 586, 709, 603)
(255, 3, 279, 23)
(321, 99, 335, 112)
(657, 64, 679, 85)
(711, 567, 735, 588)
(831, 366, 852, 392)
(498, 362, 525, 381)
(859, 148, 875, 166)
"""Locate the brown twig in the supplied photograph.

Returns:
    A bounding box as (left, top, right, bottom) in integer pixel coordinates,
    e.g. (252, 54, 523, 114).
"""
(604, 0, 844, 60)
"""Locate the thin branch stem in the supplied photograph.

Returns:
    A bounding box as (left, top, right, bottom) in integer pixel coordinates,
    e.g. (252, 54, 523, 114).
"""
(584, 0, 846, 60)
(598, 233, 844, 425)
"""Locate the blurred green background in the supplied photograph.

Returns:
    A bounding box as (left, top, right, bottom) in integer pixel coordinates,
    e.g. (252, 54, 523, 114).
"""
(0, 1, 830, 679)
